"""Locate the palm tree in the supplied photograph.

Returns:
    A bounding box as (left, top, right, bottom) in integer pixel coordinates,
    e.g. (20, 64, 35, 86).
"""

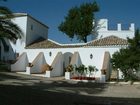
(0, 6, 23, 52)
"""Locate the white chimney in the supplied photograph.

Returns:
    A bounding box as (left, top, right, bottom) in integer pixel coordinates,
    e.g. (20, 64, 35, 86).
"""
(117, 23, 121, 31)
(129, 23, 135, 31)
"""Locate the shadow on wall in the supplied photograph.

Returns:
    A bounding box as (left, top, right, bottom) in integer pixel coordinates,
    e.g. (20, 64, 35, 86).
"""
(50, 52, 63, 77)
(70, 52, 82, 67)
(11, 52, 29, 72)
(29, 52, 46, 74)
(50, 52, 82, 77)
(0, 38, 17, 62)
(10, 51, 88, 78)
(101, 51, 111, 80)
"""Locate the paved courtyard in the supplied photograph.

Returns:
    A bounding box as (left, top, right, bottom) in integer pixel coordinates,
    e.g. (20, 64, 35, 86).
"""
(0, 72, 140, 105)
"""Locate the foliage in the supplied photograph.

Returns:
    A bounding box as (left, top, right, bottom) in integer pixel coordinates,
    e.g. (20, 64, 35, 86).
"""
(75, 64, 87, 76)
(45, 64, 53, 71)
(0, 7, 23, 41)
(0, 38, 9, 52)
(66, 64, 73, 72)
(111, 29, 140, 81)
(88, 65, 96, 77)
(58, 2, 99, 43)
(0, 6, 23, 52)
(41, 64, 53, 73)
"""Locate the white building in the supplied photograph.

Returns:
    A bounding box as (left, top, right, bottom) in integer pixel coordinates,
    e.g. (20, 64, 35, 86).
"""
(0, 13, 48, 61)
(1, 13, 135, 81)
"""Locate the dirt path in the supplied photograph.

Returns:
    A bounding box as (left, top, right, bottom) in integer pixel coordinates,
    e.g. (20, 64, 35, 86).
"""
(0, 72, 140, 105)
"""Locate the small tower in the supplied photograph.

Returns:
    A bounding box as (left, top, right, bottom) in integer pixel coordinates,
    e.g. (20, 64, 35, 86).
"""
(117, 23, 121, 31)
(97, 19, 108, 31)
(129, 23, 135, 31)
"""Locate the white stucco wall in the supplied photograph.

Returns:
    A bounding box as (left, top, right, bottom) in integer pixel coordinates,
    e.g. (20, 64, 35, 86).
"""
(30, 52, 46, 73)
(10, 16, 27, 55)
(23, 46, 123, 78)
(1, 15, 135, 80)
(51, 52, 64, 77)
(26, 16, 48, 45)
(11, 52, 29, 71)
(2, 14, 49, 61)
(97, 19, 135, 40)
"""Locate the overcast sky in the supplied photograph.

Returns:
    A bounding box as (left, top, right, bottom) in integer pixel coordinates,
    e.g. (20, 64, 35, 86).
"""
(1, 0, 140, 43)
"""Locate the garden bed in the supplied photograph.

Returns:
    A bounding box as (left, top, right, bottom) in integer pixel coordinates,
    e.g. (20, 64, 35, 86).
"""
(71, 76, 95, 80)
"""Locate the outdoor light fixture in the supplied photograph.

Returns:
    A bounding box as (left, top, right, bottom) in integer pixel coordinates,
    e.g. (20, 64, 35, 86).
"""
(90, 54, 93, 59)
(49, 52, 52, 56)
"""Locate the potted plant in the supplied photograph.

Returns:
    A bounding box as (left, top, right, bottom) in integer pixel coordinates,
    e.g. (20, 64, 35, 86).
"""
(26, 62, 33, 74)
(100, 69, 106, 83)
(88, 65, 95, 77)
(42, 64, 53, 78)
(65, 64, 73, 80)
(75, 64, 87, 80)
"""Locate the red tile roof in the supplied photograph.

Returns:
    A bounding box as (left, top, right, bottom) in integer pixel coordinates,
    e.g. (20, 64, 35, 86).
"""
(86, 36, 128, 46)
(26, 36, 128, 49)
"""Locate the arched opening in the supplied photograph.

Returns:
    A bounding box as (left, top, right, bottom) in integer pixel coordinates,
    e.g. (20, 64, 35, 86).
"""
(63, 52, 73, 75)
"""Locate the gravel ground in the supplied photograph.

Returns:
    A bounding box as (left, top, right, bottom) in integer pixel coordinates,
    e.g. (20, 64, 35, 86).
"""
(0, 72, 140, 105)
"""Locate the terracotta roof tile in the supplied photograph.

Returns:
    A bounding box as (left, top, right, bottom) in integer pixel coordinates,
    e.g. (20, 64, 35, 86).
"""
(26, 35, 128, 49)
(26, 40, 61, 49)
(86, 35, 128, 46)
(26, 39, 83, 49)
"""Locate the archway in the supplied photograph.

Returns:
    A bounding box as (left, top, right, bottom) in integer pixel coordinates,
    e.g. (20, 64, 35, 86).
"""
(63, 52, 73, 75)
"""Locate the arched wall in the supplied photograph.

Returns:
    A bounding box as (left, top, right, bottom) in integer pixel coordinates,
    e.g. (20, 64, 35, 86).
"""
(23, 46, 124, 78)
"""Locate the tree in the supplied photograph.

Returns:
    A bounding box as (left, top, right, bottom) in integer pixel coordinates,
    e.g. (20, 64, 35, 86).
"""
(111, 29, 140, 81)
(58, 2, 99, 43)
(0, 6, 23, 52)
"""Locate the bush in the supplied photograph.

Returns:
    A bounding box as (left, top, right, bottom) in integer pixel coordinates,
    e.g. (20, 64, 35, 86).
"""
(41, 64, 53, 73)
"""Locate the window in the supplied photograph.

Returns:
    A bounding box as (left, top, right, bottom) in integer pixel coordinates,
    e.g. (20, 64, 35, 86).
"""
(90, 54, 93, 59)
(49, 52, 52, 56)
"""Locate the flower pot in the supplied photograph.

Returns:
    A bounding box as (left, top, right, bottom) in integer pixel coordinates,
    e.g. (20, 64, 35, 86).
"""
(65, 72, 71, 80)
(45, 71, 51, 78)
(100, 75, 106, 83)
(26, 67, 31, 74)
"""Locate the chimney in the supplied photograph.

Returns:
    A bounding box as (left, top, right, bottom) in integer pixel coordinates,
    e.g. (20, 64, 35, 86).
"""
(129, 23, 135, 31)
(117, 23, 121, 31)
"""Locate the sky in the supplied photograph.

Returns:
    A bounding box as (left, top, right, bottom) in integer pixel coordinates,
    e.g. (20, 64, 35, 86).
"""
(0, 0, 140, 44)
